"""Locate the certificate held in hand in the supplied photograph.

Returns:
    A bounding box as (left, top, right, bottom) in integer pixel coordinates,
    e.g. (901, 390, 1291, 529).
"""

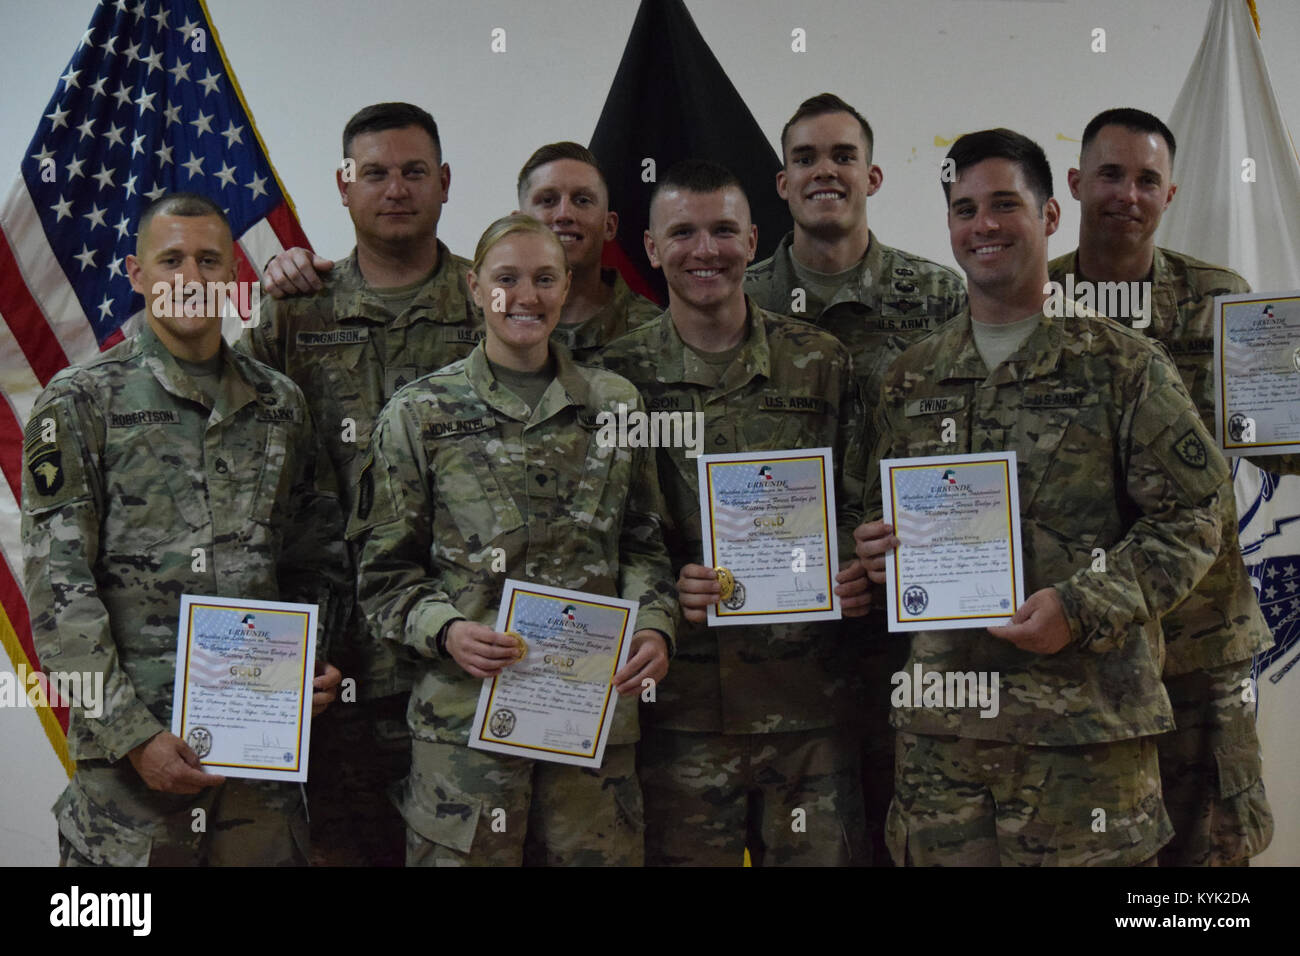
(697, 448, 840, 626)
(880, 452, 1025, 632)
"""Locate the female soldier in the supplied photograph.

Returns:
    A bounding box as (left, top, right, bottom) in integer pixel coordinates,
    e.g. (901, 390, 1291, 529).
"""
(351, 214, 678, 866)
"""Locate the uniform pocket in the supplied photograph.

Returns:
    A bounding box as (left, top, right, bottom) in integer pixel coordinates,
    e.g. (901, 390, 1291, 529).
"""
(397, 765, 483, 856)
(101, 426, 205, 551)
(435, 437, 525, 546)
(1215, 737, 1263, 799)
(54, 784, 153, 867)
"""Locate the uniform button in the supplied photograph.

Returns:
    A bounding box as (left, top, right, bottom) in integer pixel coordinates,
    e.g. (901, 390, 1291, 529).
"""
(215, 458, 229, 473)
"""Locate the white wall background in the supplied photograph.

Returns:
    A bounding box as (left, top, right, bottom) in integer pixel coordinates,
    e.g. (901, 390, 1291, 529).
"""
(2, 0, 1298, 866)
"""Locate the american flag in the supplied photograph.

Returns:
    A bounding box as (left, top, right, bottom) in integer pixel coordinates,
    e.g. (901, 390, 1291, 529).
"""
(0, 0, 312, 770)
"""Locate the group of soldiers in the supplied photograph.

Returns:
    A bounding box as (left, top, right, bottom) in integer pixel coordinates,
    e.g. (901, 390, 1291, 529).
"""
(21, 93, 1276, 866)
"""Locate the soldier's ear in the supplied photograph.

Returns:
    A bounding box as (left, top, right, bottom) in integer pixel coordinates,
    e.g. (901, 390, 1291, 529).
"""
(644, 230, 661, 269)
(466, 268, 484, 310)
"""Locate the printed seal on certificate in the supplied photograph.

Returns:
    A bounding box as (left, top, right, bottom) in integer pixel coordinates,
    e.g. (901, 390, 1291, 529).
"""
(186, 726, 213, 758)
(902, 585, 929, 615)
(489, 709, 517, 738)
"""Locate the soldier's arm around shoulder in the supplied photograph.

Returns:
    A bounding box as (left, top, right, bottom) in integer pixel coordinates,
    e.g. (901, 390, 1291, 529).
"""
(348, 394, 461, 658)
(276, 396, 352, 657)
(21, 376, 167, 759)
(1054, 345, 1226, 652)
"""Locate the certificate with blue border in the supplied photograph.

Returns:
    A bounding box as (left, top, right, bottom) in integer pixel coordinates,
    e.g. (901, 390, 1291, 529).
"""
(696, 447, 840, 626)
(468, 580, 636, 769)
(1213, 291, 1300, 455)
(881, 452, 1024, 632)
(170, 594, 318, 782)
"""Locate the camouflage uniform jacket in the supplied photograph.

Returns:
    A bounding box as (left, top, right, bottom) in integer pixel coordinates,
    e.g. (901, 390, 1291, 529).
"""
(746, 230, 967, 405)
(867, 307, 1228, 745)
(550, 268, 662, 363)
(598, 298, 869, 734)
(237, 242, 483, 697)
(1049, 248, 1271, 675)
(22, 322, 350, 763)
(350, 341, 679, 747)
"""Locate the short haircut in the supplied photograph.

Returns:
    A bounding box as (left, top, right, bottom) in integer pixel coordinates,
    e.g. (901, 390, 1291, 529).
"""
(1080, 107, 1177, 167)
(135, 192, 231, 255)
(649, 159, 748, 210)
(780, 93, 875, 162)
(470, 213, 567, 276)
(942, 128, 1053, 209)
(342, 102, 441, 160)
(516, 141, 609, 203)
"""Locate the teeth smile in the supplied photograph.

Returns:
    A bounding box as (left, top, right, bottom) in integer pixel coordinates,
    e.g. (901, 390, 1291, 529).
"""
(688, 269, 721, 277)
(810, 191, 844, 200)
(507, 313, 541, 321)
(974, 245, 1007, 255)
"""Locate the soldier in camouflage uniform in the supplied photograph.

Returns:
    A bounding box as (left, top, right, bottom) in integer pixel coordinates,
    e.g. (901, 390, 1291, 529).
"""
(516, 141, 662, 362)
(1049, 108, 1273, 866)
(22, 194, 349, 866)
(854, 130, 1228, 866)
(238, 104, 482, 866)
(599, 160, 873, 866)
(744, 93, 968, 864)
(351, 215, 678, 866)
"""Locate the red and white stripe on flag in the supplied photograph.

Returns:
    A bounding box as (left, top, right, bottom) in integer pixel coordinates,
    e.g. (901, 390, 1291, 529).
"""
(0, 0, 312, 770)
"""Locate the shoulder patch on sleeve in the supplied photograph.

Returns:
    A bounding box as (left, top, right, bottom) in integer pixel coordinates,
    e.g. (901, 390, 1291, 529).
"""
(1173, 429, 1208, 469)
(22, 399, 91, 513)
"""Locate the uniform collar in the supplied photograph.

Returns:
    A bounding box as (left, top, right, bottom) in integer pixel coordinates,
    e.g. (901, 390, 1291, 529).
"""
(1056, 245, 1175, 338)
(934, 306, 1065, 385)
(551, 269, 635, 352)
(136, 320, 258, 419)
(333, 240, 470, 328)
(651, 295, 771, 393)
(465, 339, 592, 424)
(767, 229, 886, 314)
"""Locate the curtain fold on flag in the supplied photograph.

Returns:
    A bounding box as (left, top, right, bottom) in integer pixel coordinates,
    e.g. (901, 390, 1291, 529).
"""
(0, 0, 314, 770)
(589, 0, 792, 305)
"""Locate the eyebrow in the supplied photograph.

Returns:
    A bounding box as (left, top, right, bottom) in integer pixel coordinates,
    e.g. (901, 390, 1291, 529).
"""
(1097, 162, 1163, 179)
(154, 246, 224, 256)
(789, 143, 859, 154)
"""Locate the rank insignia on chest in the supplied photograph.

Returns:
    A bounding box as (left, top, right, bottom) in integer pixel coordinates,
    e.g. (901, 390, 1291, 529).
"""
(1173, 429, 1208, 469)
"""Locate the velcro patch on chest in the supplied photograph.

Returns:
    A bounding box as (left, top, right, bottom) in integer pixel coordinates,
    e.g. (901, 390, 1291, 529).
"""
(760, 395, 830, 413)
(1162, 337, 1214, 356)
(295, 329, 369, 346)
(107, 410, 182, 427)
(645, 394, 691, 413)
(443, 327, 485, 344)
(905, 395, 966, 417)
(255, 406, 300, 423)
(1020, 389, 1097, 409)
(423, 416, 494, 439)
